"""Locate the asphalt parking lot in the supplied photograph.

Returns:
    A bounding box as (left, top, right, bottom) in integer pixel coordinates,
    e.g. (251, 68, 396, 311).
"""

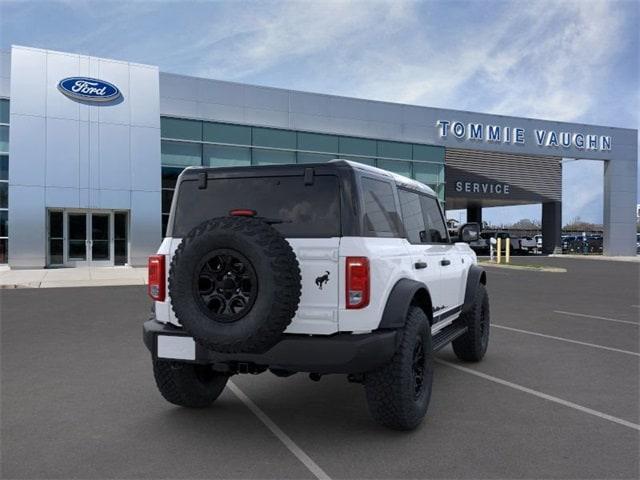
(1, 257, 639, 479)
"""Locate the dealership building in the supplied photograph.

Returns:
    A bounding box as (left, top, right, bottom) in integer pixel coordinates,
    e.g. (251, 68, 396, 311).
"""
(0, 45, 637, 268)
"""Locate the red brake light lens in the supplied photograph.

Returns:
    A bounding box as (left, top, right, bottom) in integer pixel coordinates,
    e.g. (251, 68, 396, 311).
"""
(229, 209, 257, 217)
(346, 256, 369, 309)
(148, 255, 166, 301)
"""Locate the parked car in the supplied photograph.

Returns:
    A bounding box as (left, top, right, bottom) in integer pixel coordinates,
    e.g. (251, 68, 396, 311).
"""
(143, 160, 490, 430)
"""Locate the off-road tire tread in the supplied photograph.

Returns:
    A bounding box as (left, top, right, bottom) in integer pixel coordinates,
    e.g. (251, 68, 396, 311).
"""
(169, 217, 301, 353)
(364, 307, 433, 430)
(452, 283, 490, 362)
(153, 360, 228, 408)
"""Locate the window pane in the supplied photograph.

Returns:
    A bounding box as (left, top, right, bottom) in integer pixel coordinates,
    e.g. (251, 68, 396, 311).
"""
(297, 152, 334, 164)
(413, 162, 441, 185)
(49, 211, 63, 238)
(398, 189, 425, 244)
(297, 132, 338, 153)
(0, 210, 7, 237)
(174, 175, 341, 238)
(339, 136, 377, 157)
(420, 195, 449, 243)
(203, 122, 251, 145)
(252, 127, 296, 149)
(0, 182, 6, 208)
(204, 144, 251, 167)
(161, 117, 201, 141)
(162, 166, 183, 188)
(114, 240, 127, 265)
(361, 177, 402, 236)
(0, 155, 7, 180)
(114, 212, 127, 240)
(377, 159, 411, 178)
(252, 148, 296, 165)
(49, 239, 62, 265)
(0, 125, 8, 153)
(0, 99, 8, 124)
(162, 189, 174, 214)
(162, 214, 170, 237)
(413, 144, 445, 163)
(0, 238, 6, 263)
(377, 141, 411, 160)
(161, 140, 201, 166)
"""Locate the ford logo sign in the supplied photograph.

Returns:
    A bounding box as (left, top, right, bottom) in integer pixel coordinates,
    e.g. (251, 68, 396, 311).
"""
(57, 77, 121, 102)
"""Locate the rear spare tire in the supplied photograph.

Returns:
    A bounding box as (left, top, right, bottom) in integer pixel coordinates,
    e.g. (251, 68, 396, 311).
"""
(169, 217, 301, 353)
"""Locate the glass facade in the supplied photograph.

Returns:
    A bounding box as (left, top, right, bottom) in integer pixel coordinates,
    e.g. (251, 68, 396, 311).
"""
(0, 99, 8, 263)
(160, 116, 446, 235)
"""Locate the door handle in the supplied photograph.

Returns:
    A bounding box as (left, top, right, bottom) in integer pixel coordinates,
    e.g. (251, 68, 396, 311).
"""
(414, 261, 427, 269)
(440, 259, 451, 266)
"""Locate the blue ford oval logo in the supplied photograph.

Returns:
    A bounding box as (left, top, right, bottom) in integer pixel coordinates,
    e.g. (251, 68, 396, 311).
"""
(57, 77, 121, 102)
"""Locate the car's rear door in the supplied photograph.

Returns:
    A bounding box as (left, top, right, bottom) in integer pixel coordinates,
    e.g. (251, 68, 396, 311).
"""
(170, 171, 342, 335)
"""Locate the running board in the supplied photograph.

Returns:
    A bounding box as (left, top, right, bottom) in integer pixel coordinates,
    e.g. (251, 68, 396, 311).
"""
(432, 323, 467, 351)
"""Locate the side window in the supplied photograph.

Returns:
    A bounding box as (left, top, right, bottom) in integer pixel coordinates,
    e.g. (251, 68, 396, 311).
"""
(398, 189, 426, 244)
(361, 177, 402, 237)
(420, 195, 449, 243)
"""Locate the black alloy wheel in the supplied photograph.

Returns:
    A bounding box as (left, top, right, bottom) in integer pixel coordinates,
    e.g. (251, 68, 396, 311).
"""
(194, 249, 258, 323)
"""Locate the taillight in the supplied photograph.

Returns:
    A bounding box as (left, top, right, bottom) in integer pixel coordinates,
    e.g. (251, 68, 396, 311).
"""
(346, 256, 369, 309)
(148, 255, 166, 301)
(229, 209, 257, 217)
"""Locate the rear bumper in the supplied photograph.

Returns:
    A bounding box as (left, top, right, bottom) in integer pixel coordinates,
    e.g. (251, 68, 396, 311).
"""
(143, 319, 398, 374)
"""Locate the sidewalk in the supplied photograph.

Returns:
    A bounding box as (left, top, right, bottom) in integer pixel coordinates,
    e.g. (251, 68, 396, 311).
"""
(549, 254, 640, 263)
(0, 266, 147, 289)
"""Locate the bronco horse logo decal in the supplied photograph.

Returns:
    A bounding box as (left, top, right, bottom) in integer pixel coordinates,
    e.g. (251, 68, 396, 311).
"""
(315, 271, 330, 290)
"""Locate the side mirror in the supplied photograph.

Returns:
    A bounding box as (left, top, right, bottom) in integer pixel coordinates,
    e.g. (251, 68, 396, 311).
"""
(460, 222, 480, 243)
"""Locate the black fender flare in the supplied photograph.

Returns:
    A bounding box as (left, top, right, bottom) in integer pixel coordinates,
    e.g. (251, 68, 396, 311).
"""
(462, 264, 487, 314)
(377, 278, 433, 330)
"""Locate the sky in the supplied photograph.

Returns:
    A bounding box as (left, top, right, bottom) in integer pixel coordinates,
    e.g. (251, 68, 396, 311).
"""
(1, 0, 638, 225)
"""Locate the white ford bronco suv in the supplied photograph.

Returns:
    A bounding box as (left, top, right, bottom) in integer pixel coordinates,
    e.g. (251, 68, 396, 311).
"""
(143, 160, 489, 430)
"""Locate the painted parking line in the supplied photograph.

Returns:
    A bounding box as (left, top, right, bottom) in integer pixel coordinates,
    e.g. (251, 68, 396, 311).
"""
(493, 324, 640, 357)
(554, 310, 639, 326)
(436, 359, 640, 432)
(228, 381, 331, 480)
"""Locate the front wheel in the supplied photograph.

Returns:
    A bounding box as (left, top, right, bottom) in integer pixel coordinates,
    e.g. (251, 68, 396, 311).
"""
(364, 306, 433, 430)
(152, 360, 229, 408)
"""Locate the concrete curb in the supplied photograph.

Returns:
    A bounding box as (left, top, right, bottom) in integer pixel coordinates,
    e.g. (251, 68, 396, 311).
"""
(549, 254, 640, 263)
(480, 262, 567, 273)
(0, 279, 147, 289)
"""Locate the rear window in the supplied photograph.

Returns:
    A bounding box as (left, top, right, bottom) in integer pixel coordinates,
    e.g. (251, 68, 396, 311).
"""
(171, 175, 341, 238)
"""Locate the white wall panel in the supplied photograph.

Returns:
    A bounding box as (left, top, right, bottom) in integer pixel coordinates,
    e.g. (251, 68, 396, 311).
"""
(46, 186, 79, 208)
(8, 185, 46, 268)
(130, 125, 161, 191)
(46, 51, 80, 121)
(244, 107, 289, 128)
(129, 190, 161, 265)
(46, 117, 80, 188)
(196, 77, 244, 105)
(197, 102, 244, 124)
(130, 66, 160, 128)
(98, 122, 130, 190)
(8, 114, 45, 186)
(10, 47, 46, 116)
(99, 189, 131, 209)
(97, 60, 130, 125)
(244, 86, 289, 111)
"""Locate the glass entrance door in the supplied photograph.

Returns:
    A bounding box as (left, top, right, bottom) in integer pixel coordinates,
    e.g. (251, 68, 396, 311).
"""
(47, 210, 129, 267)
(90, 213, 111, 266)
(67, 213, 88, 265)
